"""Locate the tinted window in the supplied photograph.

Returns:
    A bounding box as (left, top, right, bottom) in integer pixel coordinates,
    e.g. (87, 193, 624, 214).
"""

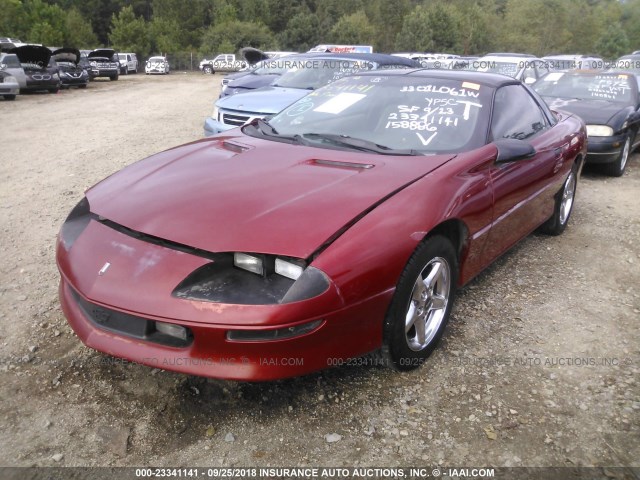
(1, 54, 21, 68)
(492, 85, 548, 140)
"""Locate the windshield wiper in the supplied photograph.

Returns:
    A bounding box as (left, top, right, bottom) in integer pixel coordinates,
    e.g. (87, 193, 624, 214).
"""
(301, 133, 421, 156)
(243, 118, 307, 145)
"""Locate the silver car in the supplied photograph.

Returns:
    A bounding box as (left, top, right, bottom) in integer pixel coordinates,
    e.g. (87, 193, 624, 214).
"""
(0, 70, 19, 100)
(0, 53, 27, 91)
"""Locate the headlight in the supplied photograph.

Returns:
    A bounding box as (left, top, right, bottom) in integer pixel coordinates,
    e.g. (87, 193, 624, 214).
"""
(212, 105, 219, 120)
(90, 61, 96, 66)
(586, 125, 613, 137)
(275, 258, 304, 280)
(234, 252, 264, 276)
(4, 75, 16, 83)
(173, 253, 330, 305)
(53, 73, 59, 80)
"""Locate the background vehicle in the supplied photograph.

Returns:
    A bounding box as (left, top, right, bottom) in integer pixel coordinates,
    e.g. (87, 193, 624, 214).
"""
(200, 54, 246, 74)
(0, 52, 27, 91)
(0, 69, 19, 99)
(117, 53, 138, 74)
(534, 70, 640, 176)
(53, 48, 88, 89)
(473, 54, 549, 84)
(308, 44, 373, 53)
(613, 54, 640, 73)
(204, 53, 419, 136)
(87, 49, 119, 80)
(145, 56, 170, 74)
(10, 45, 60, 93)
(541, 54, 604, 71)
(220, 54, 311, 98)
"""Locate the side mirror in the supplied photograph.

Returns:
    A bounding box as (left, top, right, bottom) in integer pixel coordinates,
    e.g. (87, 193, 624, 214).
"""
(495, 138, 536, 163)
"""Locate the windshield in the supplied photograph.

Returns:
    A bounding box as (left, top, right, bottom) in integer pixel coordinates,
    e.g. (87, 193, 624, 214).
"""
(258, 75, 491, 154)
(273, 59, 374, 90)
(475, 61, 520, 78)
(533, 72, 635, 103)
(149, 57, 165, 62)
(252, 59, 290, 76)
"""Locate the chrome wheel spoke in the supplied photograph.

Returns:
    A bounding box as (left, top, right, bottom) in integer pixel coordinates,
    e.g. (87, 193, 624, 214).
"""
(414, 316, 427, 345)
(430, 293, 447, 311)
(411, 277, 427, 302)
(405, 302, 419, 333)
(424, 262, 443, 290)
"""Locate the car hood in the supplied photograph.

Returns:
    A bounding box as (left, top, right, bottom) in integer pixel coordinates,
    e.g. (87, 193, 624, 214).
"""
(86, 134, 455, 259)
(228, 73, 279, 90)
(52, 48, 80, 64)
(240, 47, 269, 65)
(10, 45, 51, 68)
(147, 59, 166, 66)
(88, 49, 115, 60)
(542, 96, 631, 125)
(217, 86, 307, 114)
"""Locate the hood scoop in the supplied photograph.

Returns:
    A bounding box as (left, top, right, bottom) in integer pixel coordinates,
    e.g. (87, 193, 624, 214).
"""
(311, 159, 375, 170)
(222, 140, 251, 154)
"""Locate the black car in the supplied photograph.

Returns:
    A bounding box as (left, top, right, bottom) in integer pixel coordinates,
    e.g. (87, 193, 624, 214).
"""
(533, 70, 640, 176)
(87, 49, 119, 81)
(9, 45, 60, 93)
(52, 48, 88, 89)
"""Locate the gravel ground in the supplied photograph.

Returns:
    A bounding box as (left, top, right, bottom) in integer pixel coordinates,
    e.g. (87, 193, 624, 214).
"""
(0, 73, 638, 473)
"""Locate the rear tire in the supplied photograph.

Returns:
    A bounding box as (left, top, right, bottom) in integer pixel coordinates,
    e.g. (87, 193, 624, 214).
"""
(382, 236, 458, 371)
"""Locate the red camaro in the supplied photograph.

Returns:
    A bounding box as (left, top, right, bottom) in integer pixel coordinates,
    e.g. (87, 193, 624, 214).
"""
(57, 70, 587, 380)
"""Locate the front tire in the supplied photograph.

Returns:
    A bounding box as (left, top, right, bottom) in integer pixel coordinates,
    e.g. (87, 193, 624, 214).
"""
(382, 236, 457, 371)
(4, 94, 16, 100)
(604, 133, 631, 177)
(540, 165, 578, 236)
(203, 65, 213, 74)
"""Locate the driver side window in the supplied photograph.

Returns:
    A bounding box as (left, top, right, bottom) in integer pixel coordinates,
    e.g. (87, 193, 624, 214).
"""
(492, 85, 548, 141)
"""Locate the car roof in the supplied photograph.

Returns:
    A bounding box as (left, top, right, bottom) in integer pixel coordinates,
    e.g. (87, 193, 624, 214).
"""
(356, 68, 521, 88)
(303, 52, 419, 67)
(479, 55, 540, 63)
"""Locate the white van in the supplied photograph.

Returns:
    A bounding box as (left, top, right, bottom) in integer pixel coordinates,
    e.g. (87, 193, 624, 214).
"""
(117, 53, 138, 74)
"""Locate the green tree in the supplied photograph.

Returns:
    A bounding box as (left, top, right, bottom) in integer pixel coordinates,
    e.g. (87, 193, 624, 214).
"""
(151, 0, 210, 49)
(0, 0, 28, 40)
(149, 16, 181, 54)
(595, 24, 630, 59)
(22, 0, 66, 46)
(394, 3, 461, 53)
(428, 4, 460, 52)
(395, 6, 432, 52)
(199, 20, 276, 57)
(278, 12, 321, 52)
(498, 0, 573, 55)
(64, 7, 98, 48)
(109, 5, 150, 57)
(329, 11, 375, 45)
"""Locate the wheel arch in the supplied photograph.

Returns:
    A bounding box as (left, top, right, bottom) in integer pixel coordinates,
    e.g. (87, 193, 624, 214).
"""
(421, 219, 469, 266)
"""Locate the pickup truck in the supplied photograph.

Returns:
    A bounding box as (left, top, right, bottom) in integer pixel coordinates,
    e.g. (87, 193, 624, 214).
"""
(199, 54, 247, 74)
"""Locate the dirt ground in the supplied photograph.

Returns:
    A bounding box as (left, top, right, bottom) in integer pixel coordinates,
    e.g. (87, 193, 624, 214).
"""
(0, 73, 638, 474)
